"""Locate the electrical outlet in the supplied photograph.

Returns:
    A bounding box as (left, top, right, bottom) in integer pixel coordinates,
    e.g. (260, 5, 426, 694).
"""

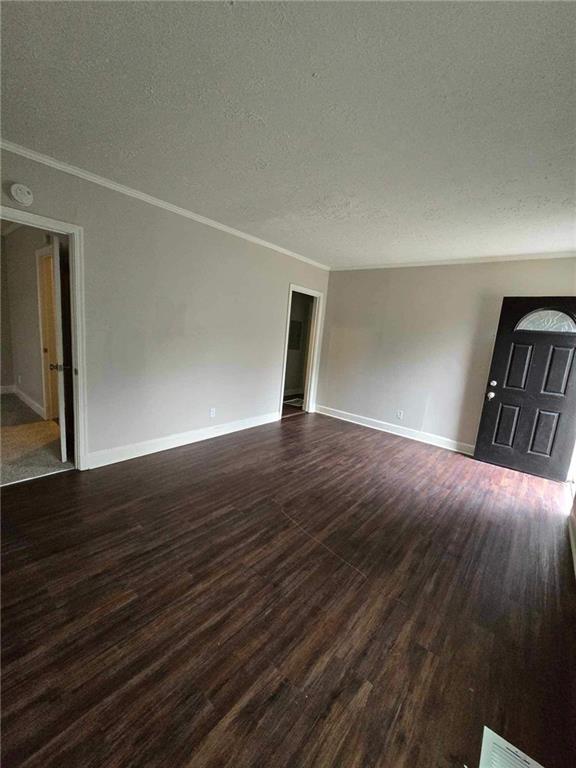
(209, 407, 216, 418)
(17, 375, 22, 385)
(396, 409, 404, 420)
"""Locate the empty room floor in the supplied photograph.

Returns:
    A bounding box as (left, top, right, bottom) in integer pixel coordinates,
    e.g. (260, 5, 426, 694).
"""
(282, 402, 305, 419)
(2, 415, 575, 768)
(0, 394, 73, 486)
(282, 394, 306, 419)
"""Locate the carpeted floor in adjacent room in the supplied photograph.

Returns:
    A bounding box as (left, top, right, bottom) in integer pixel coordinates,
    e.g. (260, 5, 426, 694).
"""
(0, 394, 74, 485)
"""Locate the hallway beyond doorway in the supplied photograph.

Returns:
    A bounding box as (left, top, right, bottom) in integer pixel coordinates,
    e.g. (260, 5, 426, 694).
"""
(0, 394, 73, 485)
(282, 394, 306, 419)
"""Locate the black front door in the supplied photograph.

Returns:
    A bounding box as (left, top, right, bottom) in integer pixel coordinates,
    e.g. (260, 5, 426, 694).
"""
(474, 297, 576, 481)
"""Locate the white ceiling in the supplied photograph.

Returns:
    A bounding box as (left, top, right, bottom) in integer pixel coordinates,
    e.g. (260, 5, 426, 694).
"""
(2, 2, 575, 269)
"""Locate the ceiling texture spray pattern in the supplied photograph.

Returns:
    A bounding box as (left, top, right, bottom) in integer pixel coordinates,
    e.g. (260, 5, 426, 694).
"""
(2, 2, 575, 269)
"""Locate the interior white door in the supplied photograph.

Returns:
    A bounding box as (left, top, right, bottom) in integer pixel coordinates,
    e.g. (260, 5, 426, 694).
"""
(50, 236, 67, 463)
(37, 251, 59, 419)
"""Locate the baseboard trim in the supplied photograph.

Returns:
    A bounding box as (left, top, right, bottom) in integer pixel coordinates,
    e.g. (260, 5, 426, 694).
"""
(87, 411, 281, 469)
(0, 384, 15, 395)
(316, 405, 475, 456)
(569, 515, 576, 584)
(7, 386, 46, 419)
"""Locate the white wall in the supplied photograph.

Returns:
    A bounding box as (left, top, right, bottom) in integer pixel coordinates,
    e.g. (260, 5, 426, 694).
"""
(1, 151, 328, 463)
(318, 258, 576, 449)
(2, 225, 47, 408)
(1, 237, 14, 387)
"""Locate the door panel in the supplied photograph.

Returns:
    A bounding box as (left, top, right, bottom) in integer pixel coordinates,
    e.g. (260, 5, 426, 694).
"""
(529, 410, 558, 456)
(38, 253, 59, 419)
(504, 343, 532, 389)
(474, 297, 576, 481)
(493, 404, 520, 447)
(542, 346, 573, 395)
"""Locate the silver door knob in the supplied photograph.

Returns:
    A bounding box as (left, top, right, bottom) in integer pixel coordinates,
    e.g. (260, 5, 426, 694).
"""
(490, 380, 497, 386)
(486, 391, 495, 400)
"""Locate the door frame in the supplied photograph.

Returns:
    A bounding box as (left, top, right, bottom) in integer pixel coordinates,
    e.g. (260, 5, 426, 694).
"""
(1, 205, 88, 469)
(279, 284, 325, 415)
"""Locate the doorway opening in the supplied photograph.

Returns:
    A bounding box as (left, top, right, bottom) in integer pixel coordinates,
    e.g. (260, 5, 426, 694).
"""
(280, 285, 323, 420)
(1, 222, 75, 485)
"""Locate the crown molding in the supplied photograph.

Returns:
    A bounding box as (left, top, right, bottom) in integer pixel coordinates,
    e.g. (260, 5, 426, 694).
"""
(0, 139, 330, 272)
(4, 140, 573, 275)
(330, 250, 576, 272)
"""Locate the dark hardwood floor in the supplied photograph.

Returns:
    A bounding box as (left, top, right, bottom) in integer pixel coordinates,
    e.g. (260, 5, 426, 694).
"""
(2, 414, 575, 768)
(282, 402, 305, 419)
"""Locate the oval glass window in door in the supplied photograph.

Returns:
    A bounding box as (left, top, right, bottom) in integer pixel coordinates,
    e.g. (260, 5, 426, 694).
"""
(515, 309, 576, 333)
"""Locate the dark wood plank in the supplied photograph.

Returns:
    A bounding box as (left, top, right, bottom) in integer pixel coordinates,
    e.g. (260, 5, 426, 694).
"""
(282, 402, 305, 419)
(2, 414, 575, 768)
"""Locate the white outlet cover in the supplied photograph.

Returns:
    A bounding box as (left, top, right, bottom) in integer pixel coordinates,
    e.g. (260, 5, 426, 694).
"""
(10, 182, 34, 207)
(479, 727, 545, 768)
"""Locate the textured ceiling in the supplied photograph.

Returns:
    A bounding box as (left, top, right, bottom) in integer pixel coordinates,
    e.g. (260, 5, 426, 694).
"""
(2, 2, 575, 268)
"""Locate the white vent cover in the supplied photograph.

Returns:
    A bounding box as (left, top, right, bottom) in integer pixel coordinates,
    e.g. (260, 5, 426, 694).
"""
(479, 727, 545, 768)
